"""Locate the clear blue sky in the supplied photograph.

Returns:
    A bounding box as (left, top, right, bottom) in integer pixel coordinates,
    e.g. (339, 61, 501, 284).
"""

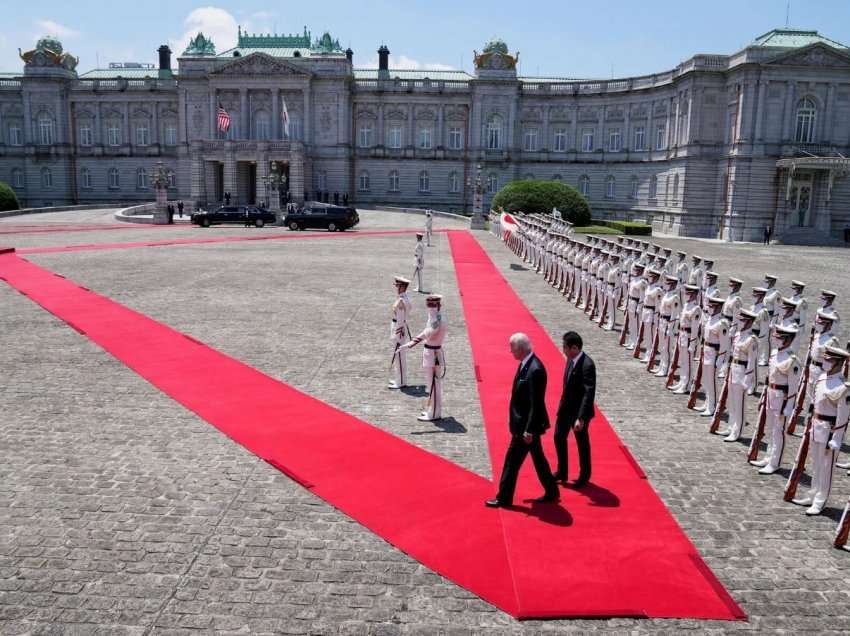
(3, 0, 850, 78)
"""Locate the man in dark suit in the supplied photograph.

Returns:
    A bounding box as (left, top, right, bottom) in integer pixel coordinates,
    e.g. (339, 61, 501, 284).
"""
(486, 333, 559, 508)
(553, 331, 597, 488)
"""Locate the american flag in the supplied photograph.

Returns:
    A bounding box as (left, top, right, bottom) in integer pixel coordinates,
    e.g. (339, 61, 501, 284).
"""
(281, 98, 290, 138)
(217, 104, 231, 133)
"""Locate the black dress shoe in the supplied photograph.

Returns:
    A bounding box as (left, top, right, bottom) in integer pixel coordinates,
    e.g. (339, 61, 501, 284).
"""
(485, 498, 505, 508)
(569, 479, 589, 489)
(532, 492, 560, 503)
(551, 472, 567, 483)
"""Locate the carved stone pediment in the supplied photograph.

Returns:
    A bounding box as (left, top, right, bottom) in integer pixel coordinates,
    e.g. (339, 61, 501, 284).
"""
(356, 106, 377, 120)
(446, 106, 467, 121)
(385, 107, 407, 121)
(415, 106, 436, 120)
(606, 106, 624, 121)
(212, 52, 312, 77)
(767, 43, 850, 68)
(549, 106, 570, 121)
(520, 106, 542, 122)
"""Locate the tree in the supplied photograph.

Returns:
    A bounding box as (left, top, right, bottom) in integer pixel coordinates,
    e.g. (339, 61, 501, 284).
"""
(491, 179, 591, 226)
(0, 181, 19, 212)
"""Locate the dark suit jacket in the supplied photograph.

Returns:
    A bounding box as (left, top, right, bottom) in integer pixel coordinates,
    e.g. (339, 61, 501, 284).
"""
(556, 352, 596, 427)
(509, 353, 550, 436)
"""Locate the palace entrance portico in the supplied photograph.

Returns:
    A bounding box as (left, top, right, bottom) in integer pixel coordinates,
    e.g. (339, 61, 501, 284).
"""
(775, 154, 850, 237)
(190, 140, 305, 208)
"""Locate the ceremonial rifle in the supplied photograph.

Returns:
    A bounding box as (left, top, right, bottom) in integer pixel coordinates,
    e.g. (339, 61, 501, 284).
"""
(783, 414, 813, 502)
(834, 499, 850, 549)
(709, 372, 731, 434)
(619, 303, 631, 347)
(666, 338, 681, 389)
(787, 326, 816, 435)
(646, 323, 661, 373)
(633, 318, 646, 360)
(746, 390, 769, 462)
(597, 292, 609, 329)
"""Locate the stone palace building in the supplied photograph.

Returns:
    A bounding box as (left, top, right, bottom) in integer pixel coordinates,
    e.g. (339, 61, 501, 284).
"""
(2, 26, 850, 240)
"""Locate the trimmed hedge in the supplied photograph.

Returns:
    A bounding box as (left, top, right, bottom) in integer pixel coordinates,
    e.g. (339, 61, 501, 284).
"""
(573, 225, 622, 235)
(591, 219, 652, 236)
(492, 179, 591, 226)
(0, 181, 18, 212)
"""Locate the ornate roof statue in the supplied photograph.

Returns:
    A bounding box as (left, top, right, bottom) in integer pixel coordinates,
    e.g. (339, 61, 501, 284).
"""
(183, 32, 217, 56)
(311, 32, 343, 55)
(19, 36, 78, 73)
(474, 37, 518, 73)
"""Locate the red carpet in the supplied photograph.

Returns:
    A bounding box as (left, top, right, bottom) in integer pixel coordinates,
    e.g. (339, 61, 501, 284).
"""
(447, 231, 744, 620)
(0, 238, 744, 621)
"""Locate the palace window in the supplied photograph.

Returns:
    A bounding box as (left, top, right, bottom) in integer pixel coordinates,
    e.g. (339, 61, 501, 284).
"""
(419, 127, 433, 149)
(358, 170, 370, 191)
(388, 125, 402, 149)
(633, 126, 645, 151)
(167, 170, 176, 188)
(135, 125, 150, 146)
(419, 170, 430, 192)
(12, 168, 23, 188)
(655, 124, 666, 150)
(795, 98, 816, 144)
(79, 125, 93, 147)
(9, 126, 22, 146)
(630, 175, 639, 199)
(108, 167, 120, 189)
(41, 167, 52, 189)
(254, 112, 271, 140)
(448, 126, 463, 150)
(136, 168, 147, 189)
(553, 127, 567, 152)
(38, 117, 54, 145)
(389, 170, 400, 192)
(523, 128, 538, 152)
(649, 175, 658, 199)
(81, 167, 92, 189)
(581, 128, 594, 152)
(358, 124, 373, 148)
(107, 124, 121, 147)
(672, 174, 680, 202)
(164, 125, 178, 146)
(486, 116, 502, 150)
(579, 175, 590, 196)
(608, 129, 621, 152)
(605, 175, 615, 199)
(449, 171, 460, 193)
(487, 173, 498, 193)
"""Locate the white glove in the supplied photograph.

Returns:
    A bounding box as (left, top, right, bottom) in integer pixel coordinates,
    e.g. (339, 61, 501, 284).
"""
(828, 439, 841, 452)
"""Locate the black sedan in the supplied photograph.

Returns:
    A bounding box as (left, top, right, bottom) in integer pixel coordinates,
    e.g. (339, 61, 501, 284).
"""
(283, 204, 359, 232)
(191, 205, 277, 228)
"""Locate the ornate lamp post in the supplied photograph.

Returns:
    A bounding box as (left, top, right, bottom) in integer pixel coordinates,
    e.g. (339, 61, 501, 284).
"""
(261, 161, 288, 224)
(468, 163, 486, 229)
(150, 160, 172, 225)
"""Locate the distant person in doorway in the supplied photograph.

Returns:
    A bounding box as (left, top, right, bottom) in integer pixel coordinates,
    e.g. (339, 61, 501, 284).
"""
(763, 225, 772, 246)
(224, 191, 231, 205)
(177, 200, 184, 218)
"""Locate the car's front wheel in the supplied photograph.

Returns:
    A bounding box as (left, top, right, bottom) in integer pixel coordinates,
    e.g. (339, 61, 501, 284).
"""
(255, 218, 265, 228)
(200, 218, 210, 227)
(327, 222, 337, 232)
(289, 221, 301, 231)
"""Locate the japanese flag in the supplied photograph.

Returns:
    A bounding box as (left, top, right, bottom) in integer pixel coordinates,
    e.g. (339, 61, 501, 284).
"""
(500, 211, 519, 241)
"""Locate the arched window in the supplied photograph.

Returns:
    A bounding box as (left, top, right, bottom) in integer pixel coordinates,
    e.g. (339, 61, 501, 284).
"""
(358, 170, 370, 191)
(38, 116, 54, 145)
(795, 98, 816, 143)
(81, 167, 92, 189)
(389, 170, 400, 192)
(135, 124, 150, 146)
(672, 174, 680, 202)
(41, 167, 53, 189)
(12, 168, 23, 189)
(552, 174, 562, 182)
(630, 175, 639, 199)
(419, 170, 430, 192)
(649, 175, 658, 199)
(136, 168, 147, 189)
(167, 170, 176, 189)
(579, 175, 590, 197)
(254, 111, 271, 140)
(106, 121, 121, 146)
(108, 167, 120, 189)
(487, 173, 498, 193)
(358, 123, 373, 148)
(449, 171, 460, 193)
(486, 115, 502, 150)
(605, 175, 615, 199)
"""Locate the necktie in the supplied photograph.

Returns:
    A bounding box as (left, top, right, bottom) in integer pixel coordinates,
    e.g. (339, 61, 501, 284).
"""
(566, 359, 574, 381)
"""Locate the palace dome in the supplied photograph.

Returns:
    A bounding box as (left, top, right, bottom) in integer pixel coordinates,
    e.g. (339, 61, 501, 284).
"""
(482, 38, 508, 55)
(36, 36, 63, 55)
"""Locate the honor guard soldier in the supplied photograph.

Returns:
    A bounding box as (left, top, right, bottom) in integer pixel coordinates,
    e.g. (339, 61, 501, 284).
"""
(697, 271, 721, 355)
(660, 248, 674, 274)
(750, 325, 802, 474)
(717, 309, 759, 442)
(413, 233, 425, 292)
(389, 276, 413, 389)
(718, 278, 744, 375)
(424, 210, 434, 246)
(669, 284, 702, 394)
(674, 251, 689, 296)
(623, 263, 647, 350)
(637, 269, 663, 363)
(601, 253, 622, 330)
(653, 275, 681, 377)
(818, 290, 841, 332)
(402, 294, 448, 422)
(774, 297, 802, 353)
(790, 346, 850, 515)
(688, 255, 704, 287)
(750, 287, 771, 367)
(802, 309, 841, 421)
(763, 274, 780, 321)
(696, 296, 730, 417)
(790, 280, 808, 330)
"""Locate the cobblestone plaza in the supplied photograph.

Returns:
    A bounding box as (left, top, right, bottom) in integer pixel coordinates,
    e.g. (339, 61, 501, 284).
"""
(2, 208, 850, 634)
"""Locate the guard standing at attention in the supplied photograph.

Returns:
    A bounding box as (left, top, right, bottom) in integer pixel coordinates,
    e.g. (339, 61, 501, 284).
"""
(412, 233, 425, 292)
(402, 294, 448, 422)
(388, 276, 413, 390)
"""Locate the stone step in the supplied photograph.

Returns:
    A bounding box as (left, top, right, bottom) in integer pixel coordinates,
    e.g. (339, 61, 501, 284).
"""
(775, 227, 848, 247)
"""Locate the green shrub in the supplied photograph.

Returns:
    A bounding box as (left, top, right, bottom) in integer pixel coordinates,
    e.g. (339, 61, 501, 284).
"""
(0, 181, 19, 212)
(491, 179, 591, 226)
(573, 225, 622, 235)
(590, 218, 652, 236)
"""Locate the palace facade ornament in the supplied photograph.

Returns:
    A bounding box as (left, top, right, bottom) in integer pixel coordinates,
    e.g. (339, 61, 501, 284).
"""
(182, 32, 216, 57)
(19, 36, 78, 72)
(473, 38, 519, 71)
(213, 53, 310, 77)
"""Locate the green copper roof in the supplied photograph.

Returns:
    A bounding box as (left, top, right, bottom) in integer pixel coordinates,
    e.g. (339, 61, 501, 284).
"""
(183, 32, 216, 56)
(217, 46, 329, 58)
(79, 68, 172, 79)
(237, 26, 312, 49)
(751, 28, 847, 49)
(354, 68, 472, 81)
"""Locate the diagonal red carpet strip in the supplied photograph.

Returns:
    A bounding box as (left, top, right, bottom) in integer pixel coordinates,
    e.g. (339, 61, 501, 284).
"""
(447, 231, 744, 620)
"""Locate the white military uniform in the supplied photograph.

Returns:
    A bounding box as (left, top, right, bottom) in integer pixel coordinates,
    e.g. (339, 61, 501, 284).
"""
(603, 258, 622, 330)
(807, 320, 840, 404)
(719, 288, 743, 371)
(751, 294, 771, 366)
(639, 276, 664, 362)
(413, 238, 425, 291)
(792, 358, 850, 515)
(655, 280, 681, 376)
(424, 212, 433, 246)
(671, 292, 701, 393)
(405, 301, 448, 421)
(791, 284, 808, 330)
(763, 277, 780, 321)
(751, 338, 802, 473)
(624, 269, 647, 349)
(719, 320, 759, 441)
(700, 309, 731, 416)
(389, 286, 413, 388)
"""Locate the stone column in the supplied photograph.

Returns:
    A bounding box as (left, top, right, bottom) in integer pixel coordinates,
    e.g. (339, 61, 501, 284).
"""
(22, 91, 32, 144)
(209, 92, 217, 139)
(597, 106, 605, 151)
(303, 85, 311, 145)
(664, 98, 672, 150)
(290, 142, 305, 203)
(223, 141, 236, 202)
(124, 102, 131, 148)
(754, 81, 767, 142)
(437, 104, 444, 148)
(272, 89, 280, 140)
(542, 104, 550, 151)
(782, 81, 796, 142)
(407, 104, 414, 147)
(623, 103, 630, 150)
(377, 102, 384, 146)
(672, 95, 681, 148)
(95, 102, 102, 146)
(152, 102, 160, 146)
(189, 142, 204, 205)
(570, 106, 578, 151)
(256, 145, 269, 208)
(240, 89, 248, 140)
(823, 82, 836, 143)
